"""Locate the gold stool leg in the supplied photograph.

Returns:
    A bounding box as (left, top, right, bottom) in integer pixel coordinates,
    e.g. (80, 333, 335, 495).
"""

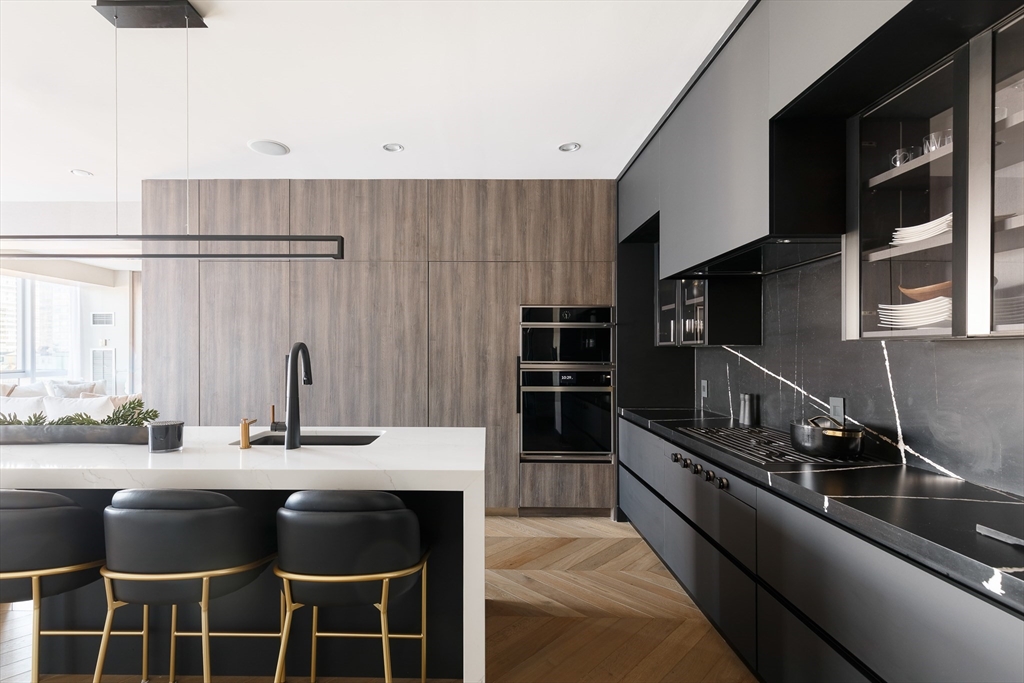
(169, 604, 178, 683)
(275, 581, 298, 683)
(141, 604, 150, 682)
(421, 562, 428, 683)
(30, 576, 41, 683)
(378, 578, 392, 683)
(93, 577, 121, 683)
(200, 578, 212, 683)
(310, 604, 319, 683)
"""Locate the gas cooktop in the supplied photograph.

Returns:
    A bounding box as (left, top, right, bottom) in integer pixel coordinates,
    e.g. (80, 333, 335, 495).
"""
(676, 425, 874, 466)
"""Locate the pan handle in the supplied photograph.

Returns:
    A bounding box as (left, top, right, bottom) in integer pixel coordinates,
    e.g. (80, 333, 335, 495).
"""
(807, 414, 843, 429)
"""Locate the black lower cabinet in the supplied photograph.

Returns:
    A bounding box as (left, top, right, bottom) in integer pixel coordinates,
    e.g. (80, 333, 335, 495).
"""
(757, 489, 1024, 683)
(756, 587, 869, 683)
(619, 466, 756, 668)
(662, 501, 756, 667)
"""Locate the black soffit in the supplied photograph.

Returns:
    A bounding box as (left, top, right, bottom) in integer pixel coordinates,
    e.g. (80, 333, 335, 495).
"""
(777, 0, 1024, 120)
(94, 0, 207, 29)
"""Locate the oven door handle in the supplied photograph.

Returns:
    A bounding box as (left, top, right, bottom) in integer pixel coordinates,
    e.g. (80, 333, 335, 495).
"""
(516, 356, 521, 414)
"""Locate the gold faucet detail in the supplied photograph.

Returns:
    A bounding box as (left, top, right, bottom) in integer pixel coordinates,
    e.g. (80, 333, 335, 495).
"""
(239, 418, 257, 449)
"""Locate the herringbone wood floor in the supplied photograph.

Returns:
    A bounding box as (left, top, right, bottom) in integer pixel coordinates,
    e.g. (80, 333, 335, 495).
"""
(0, 517, 756, 682)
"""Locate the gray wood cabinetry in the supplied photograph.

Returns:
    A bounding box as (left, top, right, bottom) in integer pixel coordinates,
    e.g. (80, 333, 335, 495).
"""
(520, 462, 614, 508)
(428, 180, 520, 261)
(141, 180, 200, 425)
(198, 262, 290, 425)
(520, 180, 616, 262)
(659, 2, 769, 278)
(199, 180, 290, 255)
(289, 180, 427, 261)
(519, 261, 614, 306)
(289, 262, 428, 427)
(428, 262, 519, 508)
(757, 587, 869, 683)
(618, 133, 660, 241)
(757, 488, 1024, 683)
(618, 465, 665, 554)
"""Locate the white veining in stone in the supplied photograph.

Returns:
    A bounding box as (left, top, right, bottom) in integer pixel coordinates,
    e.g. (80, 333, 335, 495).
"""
(767, 472, 772, 487)
(823, 495, 829, 512)
(771, 463, 904, 475)
(983, 568, 1007, 596)
(721, 346, 963, 480)
(830, 495, 1024, 505)
(880, 341, 907, 465)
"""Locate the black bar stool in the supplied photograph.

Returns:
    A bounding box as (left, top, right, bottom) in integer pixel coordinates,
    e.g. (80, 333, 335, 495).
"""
(95, 489, 276, 683)
(0, 489, 109, 683)
(274, 490, 428, 683)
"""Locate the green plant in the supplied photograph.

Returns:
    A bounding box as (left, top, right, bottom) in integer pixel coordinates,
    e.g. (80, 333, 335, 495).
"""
(101, 399, 159, 427)
(0, 400, 159, 427)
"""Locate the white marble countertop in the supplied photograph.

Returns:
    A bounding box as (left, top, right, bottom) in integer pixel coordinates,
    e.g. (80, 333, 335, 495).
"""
(0, 425, 487, 682)
(0, 426, 485, 491)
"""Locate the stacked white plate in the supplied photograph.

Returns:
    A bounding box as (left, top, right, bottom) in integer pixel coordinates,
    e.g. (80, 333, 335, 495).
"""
(877, 296, 952, 328)
(994, 295, 1024, 325)
(890, 212, 953, 245)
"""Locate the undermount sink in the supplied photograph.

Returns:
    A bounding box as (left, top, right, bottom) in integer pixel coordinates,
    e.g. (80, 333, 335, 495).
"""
(232, 432, 382, 447)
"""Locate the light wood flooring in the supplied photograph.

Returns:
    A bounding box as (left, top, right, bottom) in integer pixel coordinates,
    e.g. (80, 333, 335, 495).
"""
(0, 517, 755, 682)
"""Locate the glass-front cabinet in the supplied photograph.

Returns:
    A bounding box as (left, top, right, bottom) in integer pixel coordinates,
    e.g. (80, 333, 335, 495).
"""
(844, 10, 1024, 339)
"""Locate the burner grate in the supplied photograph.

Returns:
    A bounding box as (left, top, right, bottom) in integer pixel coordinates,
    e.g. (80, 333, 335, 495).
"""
(677, 426, 869, 466)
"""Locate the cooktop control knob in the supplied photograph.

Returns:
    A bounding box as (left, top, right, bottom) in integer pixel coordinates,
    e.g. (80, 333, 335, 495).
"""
(704, 470, 716, 482)
(681, 458, 692, 469)
(669, 452, 682, 463)
(691, 463, 703, 475)
(718, 477, 729, 490)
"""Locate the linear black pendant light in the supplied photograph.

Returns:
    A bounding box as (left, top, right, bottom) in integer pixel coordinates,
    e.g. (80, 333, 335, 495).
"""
(0, 0, 344, 262)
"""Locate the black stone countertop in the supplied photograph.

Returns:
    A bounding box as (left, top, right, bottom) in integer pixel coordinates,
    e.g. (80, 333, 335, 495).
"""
(619, 407, 1024, 616)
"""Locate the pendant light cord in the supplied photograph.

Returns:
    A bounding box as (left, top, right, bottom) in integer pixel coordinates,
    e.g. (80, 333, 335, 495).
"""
(114, 13, 118, 237)
(185, 12, 190, 235)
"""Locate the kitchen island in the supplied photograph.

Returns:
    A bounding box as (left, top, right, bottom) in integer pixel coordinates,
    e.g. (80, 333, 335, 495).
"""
(0, 426, 485, 681)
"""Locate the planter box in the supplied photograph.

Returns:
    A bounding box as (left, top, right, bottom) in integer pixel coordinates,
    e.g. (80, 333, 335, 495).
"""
(0, 425, 148, 445)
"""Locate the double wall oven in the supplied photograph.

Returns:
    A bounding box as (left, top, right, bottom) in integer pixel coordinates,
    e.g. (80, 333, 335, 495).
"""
(519, 306, 614, 463)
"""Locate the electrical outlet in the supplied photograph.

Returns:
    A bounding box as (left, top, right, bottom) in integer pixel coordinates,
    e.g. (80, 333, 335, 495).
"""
(829, 397, 845, 424)
(701, 380, 709, 399)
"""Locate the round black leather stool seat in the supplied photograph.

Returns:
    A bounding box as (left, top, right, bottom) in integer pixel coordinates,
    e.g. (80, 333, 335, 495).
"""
(278, 491, 422, 606)
(104, 489, 274, 605)
(0, 490, 104, 602)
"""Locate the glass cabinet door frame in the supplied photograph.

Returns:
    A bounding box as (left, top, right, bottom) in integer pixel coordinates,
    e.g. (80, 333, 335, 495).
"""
(843, 10, 1023, 340)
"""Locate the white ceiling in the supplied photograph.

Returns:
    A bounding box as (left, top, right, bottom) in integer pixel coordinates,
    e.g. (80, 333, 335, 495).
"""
(0, 0, 746, 203)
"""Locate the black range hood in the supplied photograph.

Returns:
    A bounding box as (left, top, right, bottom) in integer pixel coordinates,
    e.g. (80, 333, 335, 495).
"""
(672, 236, 842, 278)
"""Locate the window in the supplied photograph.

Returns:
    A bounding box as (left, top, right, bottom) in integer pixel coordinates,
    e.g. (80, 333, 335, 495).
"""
(0, 275, 79, 381)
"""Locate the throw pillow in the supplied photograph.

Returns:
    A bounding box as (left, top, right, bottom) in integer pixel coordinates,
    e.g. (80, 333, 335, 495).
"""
(47, 381, 97, 398)
(0, 396, 47, 420)
(43, 396, 115, 422)
(9, 381, 48, 397)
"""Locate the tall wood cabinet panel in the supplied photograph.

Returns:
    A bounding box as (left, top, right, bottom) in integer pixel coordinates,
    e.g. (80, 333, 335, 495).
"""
(659, 3, 769, 278)
(199, 180, 290, 255)
(198, 262, 290, 425)
(428, 262, 519, 508)
(141, 179, 200, 425)
(519, 261, 614, 305)
(289, 262, 428, 427)
(520, 180, 616, 262)
(290, 180, 427, 261)
(428, 180, 520, 261)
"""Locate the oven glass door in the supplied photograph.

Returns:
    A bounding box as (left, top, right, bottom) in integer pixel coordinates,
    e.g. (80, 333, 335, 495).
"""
(521, 388, 613, 455)
(521, 327, 613, 364)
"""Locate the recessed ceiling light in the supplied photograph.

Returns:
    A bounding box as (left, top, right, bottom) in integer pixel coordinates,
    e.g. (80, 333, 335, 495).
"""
(247, 140, 291, 156)
(383, 143, 405, 153)
(558, 142, 581, 152)
(70, 168, 94, 177)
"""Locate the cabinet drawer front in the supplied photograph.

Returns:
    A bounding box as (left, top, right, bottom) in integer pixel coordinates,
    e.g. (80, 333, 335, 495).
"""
(664, 507, 756, 666)
(757, 490, 1024, 683)
(519, 462, 614, 508)
(689, 473, 756, 571)
(618, 418, 669, 484)
(757, 586, 869, 683)
(618, 466, 665, 554)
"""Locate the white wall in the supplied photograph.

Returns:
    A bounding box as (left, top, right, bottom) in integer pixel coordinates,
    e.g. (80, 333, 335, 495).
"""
(78, 271, 132, 394)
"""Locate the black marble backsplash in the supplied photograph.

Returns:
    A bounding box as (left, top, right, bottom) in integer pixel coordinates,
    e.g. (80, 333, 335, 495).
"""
(694, 256, 1024, 496)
